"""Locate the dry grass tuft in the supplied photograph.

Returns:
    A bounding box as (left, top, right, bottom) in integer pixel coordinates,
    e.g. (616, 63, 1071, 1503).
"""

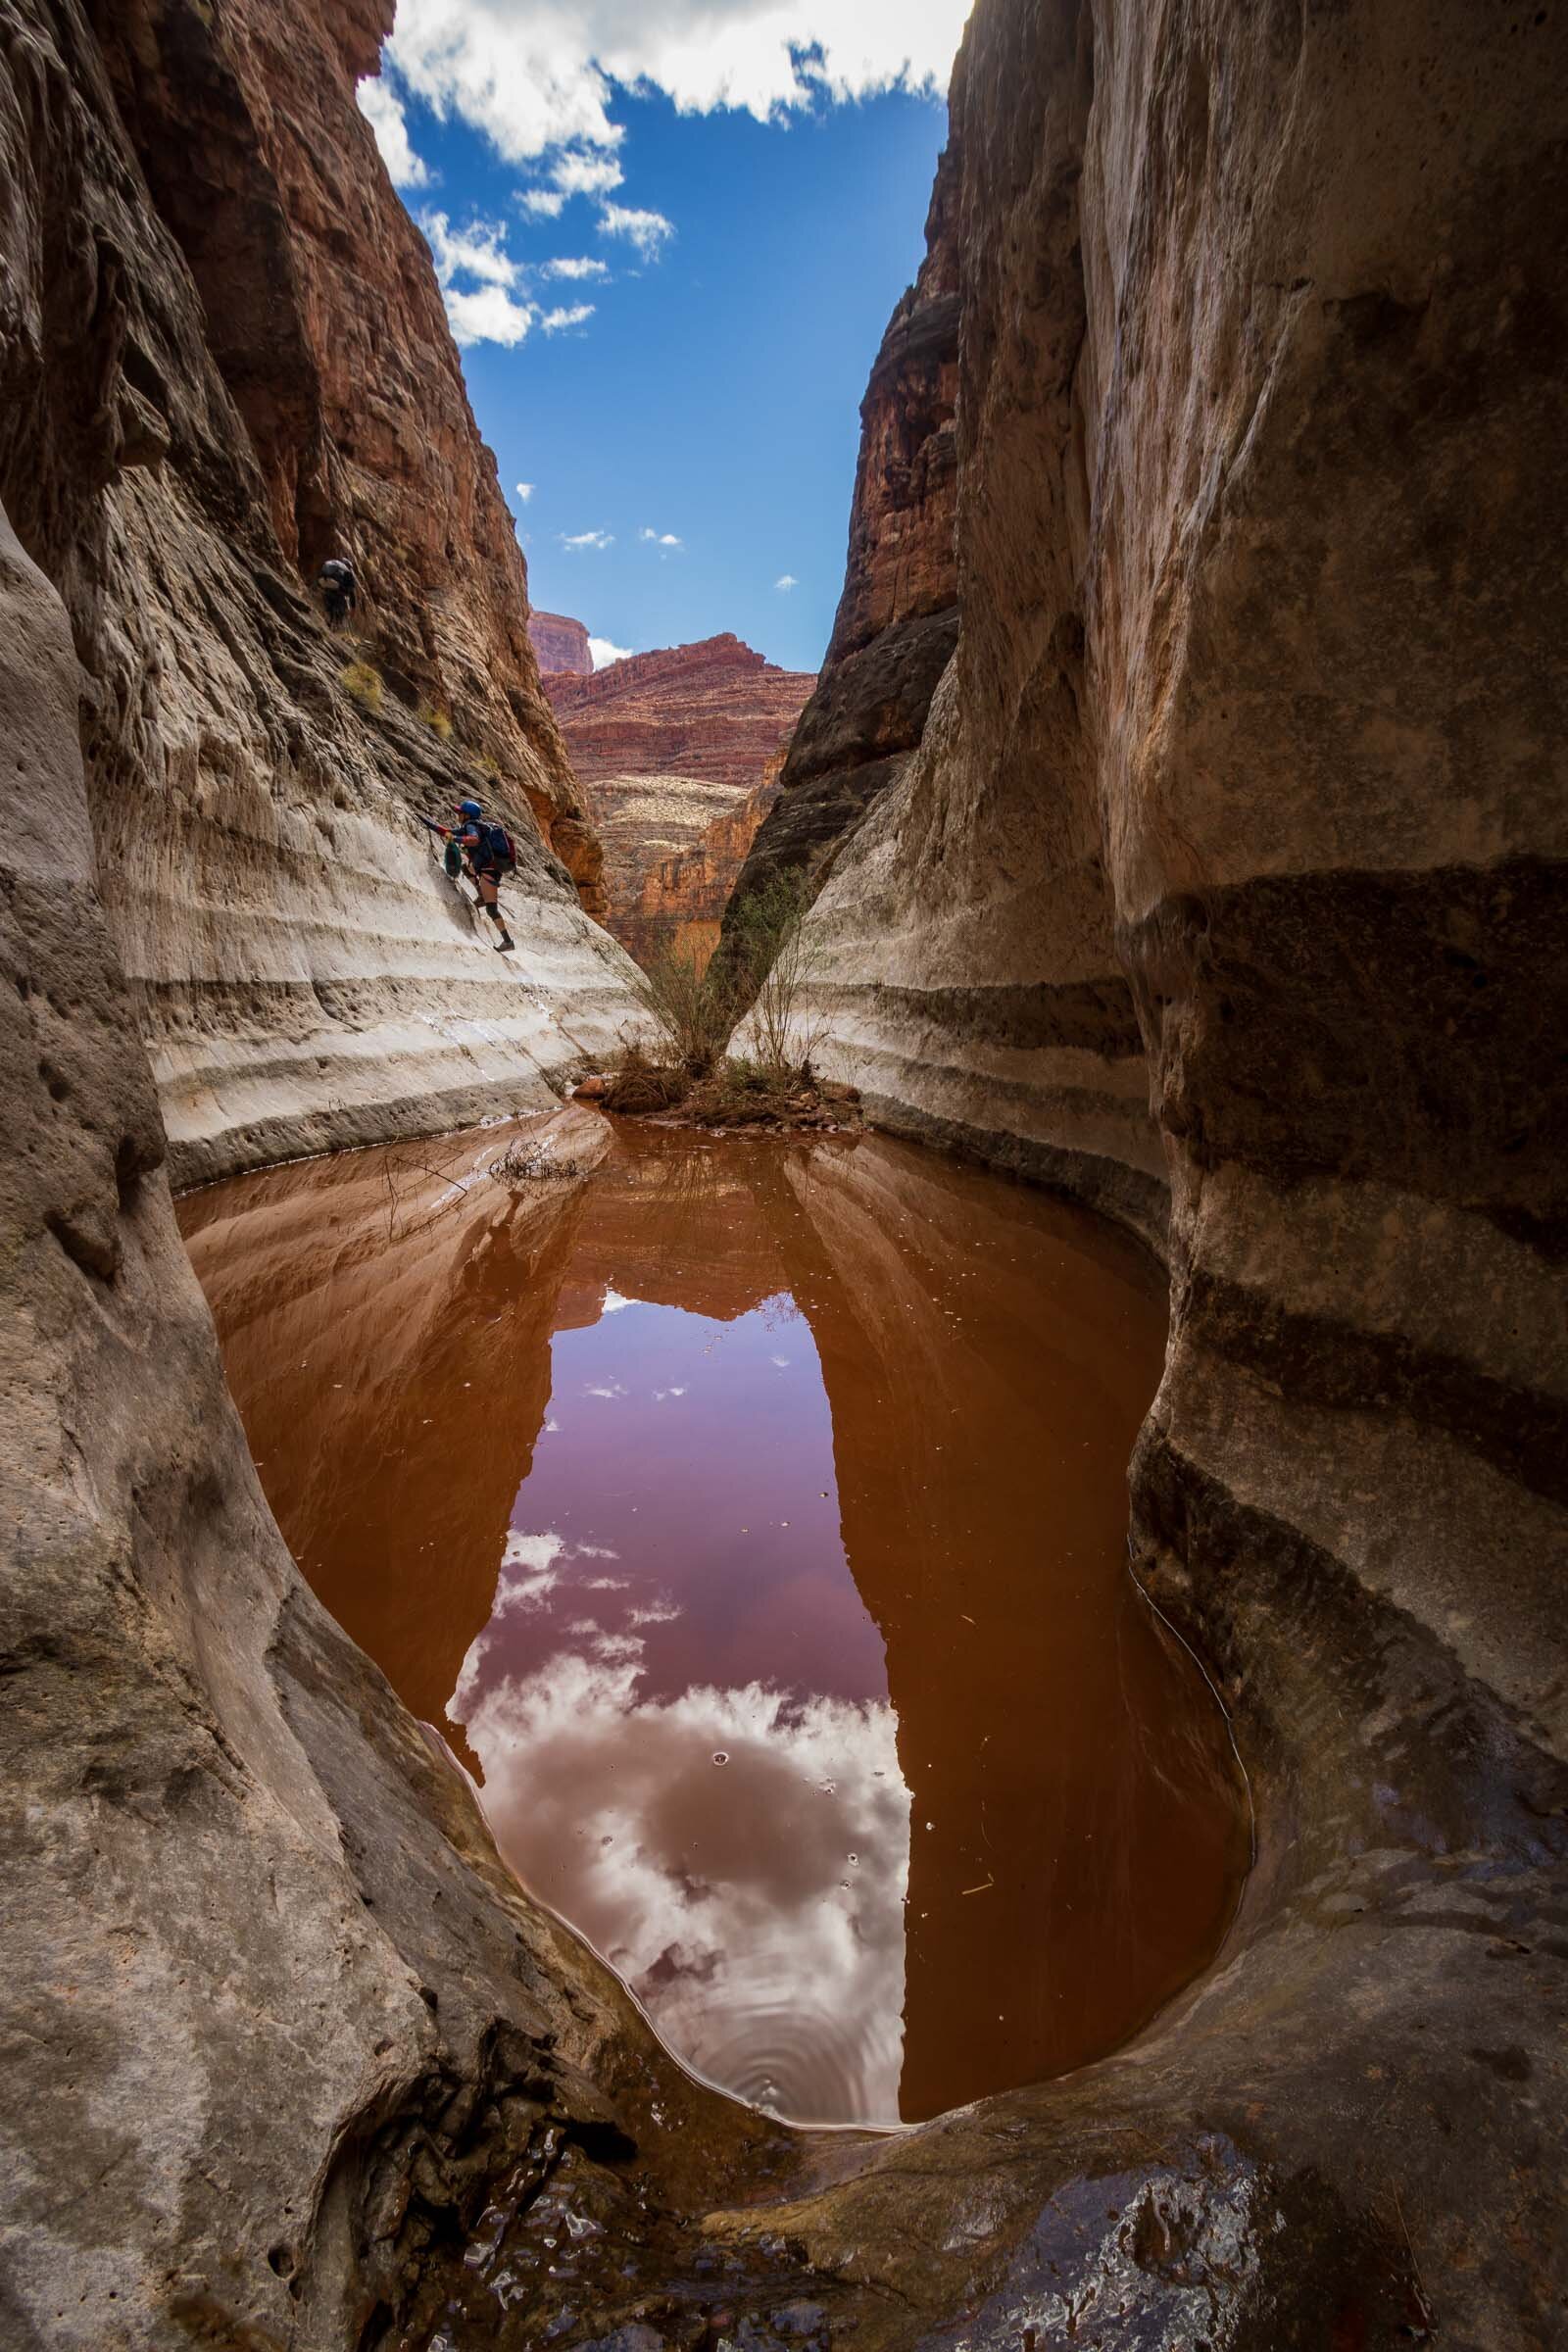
(340, 660, 384, 712)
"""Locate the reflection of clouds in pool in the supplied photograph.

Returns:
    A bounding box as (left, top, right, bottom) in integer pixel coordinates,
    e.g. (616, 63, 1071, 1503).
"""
(602, 1288, 635, 1315)
(452, 1631, 910, 2125)
(493, 1532, 621, 1616)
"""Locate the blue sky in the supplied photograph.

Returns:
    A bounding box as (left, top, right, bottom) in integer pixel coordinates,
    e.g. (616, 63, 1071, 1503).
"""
(360, 5, 970, 671)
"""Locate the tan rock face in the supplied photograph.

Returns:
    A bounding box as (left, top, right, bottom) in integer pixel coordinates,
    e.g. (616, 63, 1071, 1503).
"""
(546, 635, 814, 964)
(1, 0, 632, 1185)
(632, 753, 786, 973)
(529, 608, 594, 674)
(92, 0, 595, 885)
(785, 1, 1568, 2335)
(6, 0, 1568, 2340)
(718, 139, 959, 956)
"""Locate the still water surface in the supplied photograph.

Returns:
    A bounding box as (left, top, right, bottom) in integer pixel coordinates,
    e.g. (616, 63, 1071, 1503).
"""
(180, 1121, 1248, 2128)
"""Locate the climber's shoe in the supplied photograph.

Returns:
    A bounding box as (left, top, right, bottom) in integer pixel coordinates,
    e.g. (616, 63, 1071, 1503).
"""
(496, 937, 516, 954)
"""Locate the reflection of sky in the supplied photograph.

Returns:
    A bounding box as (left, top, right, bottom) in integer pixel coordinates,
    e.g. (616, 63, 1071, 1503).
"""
(451, 1288, 911, 2126)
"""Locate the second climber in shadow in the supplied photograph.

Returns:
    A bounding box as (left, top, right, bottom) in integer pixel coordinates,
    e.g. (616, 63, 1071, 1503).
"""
(419, 798, 519, 954)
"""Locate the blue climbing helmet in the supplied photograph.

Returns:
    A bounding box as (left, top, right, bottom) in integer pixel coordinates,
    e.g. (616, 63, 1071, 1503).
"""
(458, 799, 482, 819)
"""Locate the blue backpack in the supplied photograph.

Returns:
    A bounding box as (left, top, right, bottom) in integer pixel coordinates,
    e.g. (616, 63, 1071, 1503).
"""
(479, 820, 517, 872)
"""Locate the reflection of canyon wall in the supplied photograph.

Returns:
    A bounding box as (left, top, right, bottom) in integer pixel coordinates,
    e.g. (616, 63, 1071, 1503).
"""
(2, 0, 632, 1188)
(546, 637, 815, 966)
(775, 0, 1568, 2338)
(180, 1124, 599, 1777)
(716, 138, 959, 961)
(753, 1141, 1242, 2121)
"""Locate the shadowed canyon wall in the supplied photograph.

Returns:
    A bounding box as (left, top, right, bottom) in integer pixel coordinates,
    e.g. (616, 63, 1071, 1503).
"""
(0, 0, 630, 1187)
(4, 0, 1567, 2344)
(775, 0, 1568, 2334)
(546, 634, 815, 966)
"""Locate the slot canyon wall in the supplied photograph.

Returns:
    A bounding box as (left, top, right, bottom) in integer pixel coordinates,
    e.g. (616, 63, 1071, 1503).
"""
(782, 0, 1568, 2333)
(3, 1, 1567, 2349)
(545, 634, 815, 967)
(0, 0, 635, 1190)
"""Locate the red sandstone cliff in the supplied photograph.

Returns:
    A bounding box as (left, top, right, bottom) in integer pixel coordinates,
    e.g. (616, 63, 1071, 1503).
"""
(545, 635, 814, 965)
(629, 753, 787, 974)
(529, 610, 593, 675)
(92, 0, 602, 906)
(717, 139, 960, 957)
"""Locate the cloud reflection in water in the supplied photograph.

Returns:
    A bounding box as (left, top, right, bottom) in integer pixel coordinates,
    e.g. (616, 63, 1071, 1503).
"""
(455, 1575, 910, 2125)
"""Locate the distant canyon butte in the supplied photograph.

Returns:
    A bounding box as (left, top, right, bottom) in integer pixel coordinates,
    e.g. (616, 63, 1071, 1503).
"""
(530, 617, 816, 972)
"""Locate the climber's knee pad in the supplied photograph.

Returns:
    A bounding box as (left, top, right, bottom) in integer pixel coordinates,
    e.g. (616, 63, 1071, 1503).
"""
(483, 899, 502, 923)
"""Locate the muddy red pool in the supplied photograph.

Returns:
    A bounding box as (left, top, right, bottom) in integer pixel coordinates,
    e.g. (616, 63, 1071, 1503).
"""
(180, 1120, 1249, 2128)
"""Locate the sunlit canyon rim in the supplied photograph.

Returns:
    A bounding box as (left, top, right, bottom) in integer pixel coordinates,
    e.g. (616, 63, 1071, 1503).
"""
(2, 6, 1566, 2352)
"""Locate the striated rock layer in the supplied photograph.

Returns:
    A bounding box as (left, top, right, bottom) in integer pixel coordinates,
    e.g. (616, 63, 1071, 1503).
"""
(717, 136, 960, 958)
(0, 0, 627, 1188)
(546, 634, 813, 964)
(528, 607, 593, 675)
(6, 0, 1568, 2346)
(631, 751, 786, 974)
(783, 0, 1568, 2337)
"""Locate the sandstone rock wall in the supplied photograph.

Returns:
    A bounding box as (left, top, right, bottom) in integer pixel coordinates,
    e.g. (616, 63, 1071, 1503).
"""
(716, 135, 960, 954)
(631, 752, 785, 974)
(0, 0, 630, 1185)
(6, 0, 1568, 2342)
(546, 634, 813, 965)
(783, 0, 1568, 2334)
(529, 607, 593, 674)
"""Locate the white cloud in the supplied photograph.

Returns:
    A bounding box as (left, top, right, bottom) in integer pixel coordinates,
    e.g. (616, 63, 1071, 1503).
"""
(384, 4, 972, 166)
(775, 573, 799, 591)
(602, 1287, 635, 1313)
(562, 528, 614, 552)
(419, 209, 538, 344)
(520, 188, 568, 219)
(541, 256, 610, 280)
(445, 283, 534, 345)
(540, 302, 596, 333)
(638, 527, 683, 549)
(514, 481, 535, 503)
(551, 147, 626, 197)
(597, 201, 675, 258)
(358, 75, 430, 187)
(590, 636, 632, 668)
(420, 209, 518, 286)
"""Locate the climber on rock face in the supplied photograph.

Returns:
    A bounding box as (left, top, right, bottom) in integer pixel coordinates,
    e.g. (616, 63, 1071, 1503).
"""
(318, 555, 358, 628)
(419, 798, 518, 954)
